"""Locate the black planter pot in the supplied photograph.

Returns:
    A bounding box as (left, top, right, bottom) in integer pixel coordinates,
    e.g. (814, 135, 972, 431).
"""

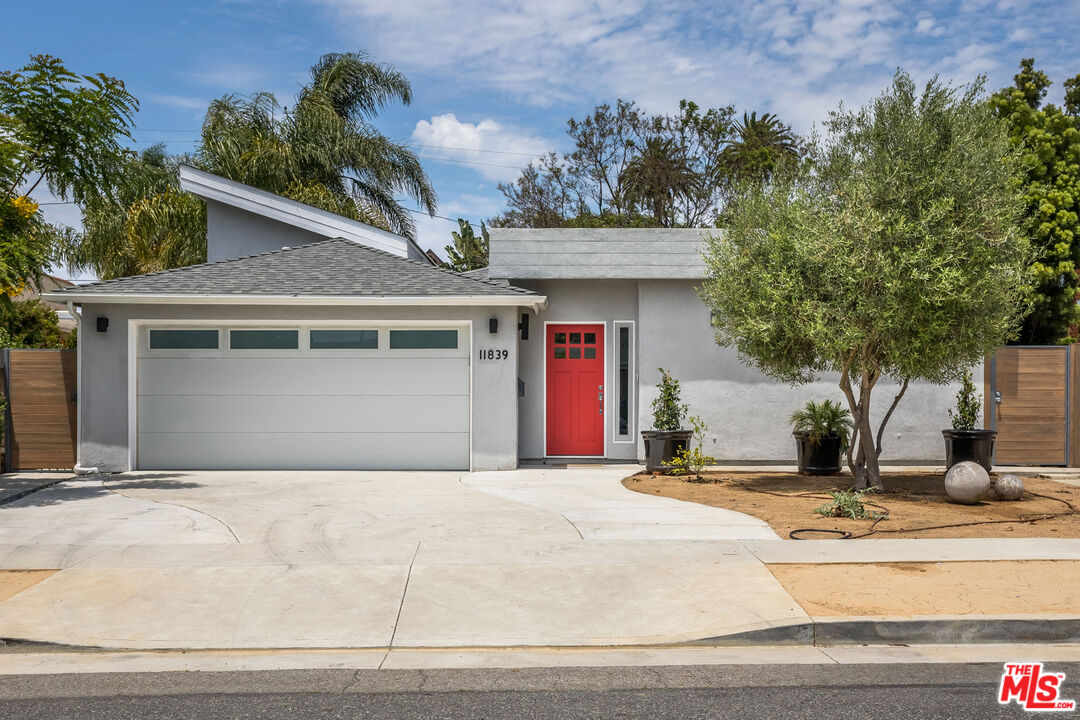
(942, 429, 996, 472)
(641, 430, 693, 472)
(794, 432, 844, 475)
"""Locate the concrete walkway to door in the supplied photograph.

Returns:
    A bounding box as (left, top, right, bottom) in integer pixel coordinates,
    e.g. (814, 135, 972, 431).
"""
(0, 466, 799, 650)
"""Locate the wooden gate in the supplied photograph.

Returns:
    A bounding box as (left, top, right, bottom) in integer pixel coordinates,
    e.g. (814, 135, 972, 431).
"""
(2, 349, 77, 471)
(986, 346, 1076, 466)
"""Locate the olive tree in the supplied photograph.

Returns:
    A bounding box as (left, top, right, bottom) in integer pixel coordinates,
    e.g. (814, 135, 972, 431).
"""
(700, 72, 1031, 489)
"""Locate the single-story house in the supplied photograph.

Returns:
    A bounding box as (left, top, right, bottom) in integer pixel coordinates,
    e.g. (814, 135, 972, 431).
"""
(46, 168, 962, 472)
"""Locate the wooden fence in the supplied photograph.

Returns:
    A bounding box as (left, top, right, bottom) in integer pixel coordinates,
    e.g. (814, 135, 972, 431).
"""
(2, 349, 77, 471)
(985, 345, 1080, 467)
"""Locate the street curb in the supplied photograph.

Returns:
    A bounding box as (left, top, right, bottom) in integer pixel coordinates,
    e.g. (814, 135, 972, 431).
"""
(693, 617, 1080, 647)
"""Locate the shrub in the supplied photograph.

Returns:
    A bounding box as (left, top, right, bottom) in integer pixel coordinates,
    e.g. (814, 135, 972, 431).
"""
(814, 488, 884, 520)
(948, 369, 982, 430)
(670, 415, 717, 480)
(650, 367, 688, 431)
(790, 399, 853, 448)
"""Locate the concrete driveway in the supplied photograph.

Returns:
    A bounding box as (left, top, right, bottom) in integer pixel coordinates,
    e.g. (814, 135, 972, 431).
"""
(0, 467, 803, 650)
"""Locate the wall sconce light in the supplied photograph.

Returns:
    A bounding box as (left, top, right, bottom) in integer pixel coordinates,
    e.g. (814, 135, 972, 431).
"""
(96, 316, 109, 333)
(489, 317, 499, 334)
(518, 312, 529, 340)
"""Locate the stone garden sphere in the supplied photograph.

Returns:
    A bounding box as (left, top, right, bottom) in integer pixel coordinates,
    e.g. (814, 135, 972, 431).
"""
(944, 461, 991, 505)
(994, 473, 1025, 501)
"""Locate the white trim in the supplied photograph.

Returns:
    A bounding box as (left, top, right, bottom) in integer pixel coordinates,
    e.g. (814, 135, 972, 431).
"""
(612, 320, 636, 443)
(178, 165, 412, 258)
(542, 320, 607, 459)
(127, 318, 473, 471)
(44, 293, 548, 313)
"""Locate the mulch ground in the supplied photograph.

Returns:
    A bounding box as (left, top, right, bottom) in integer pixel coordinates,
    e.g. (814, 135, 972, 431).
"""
(623, 471, 1080, 539)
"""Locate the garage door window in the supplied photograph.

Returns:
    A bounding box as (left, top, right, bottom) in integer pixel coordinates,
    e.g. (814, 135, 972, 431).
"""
(389, 329, 458, 349)
(230, 329, 299, 350)
(149, 329, 219, 349)
(310, 329, 379, 349)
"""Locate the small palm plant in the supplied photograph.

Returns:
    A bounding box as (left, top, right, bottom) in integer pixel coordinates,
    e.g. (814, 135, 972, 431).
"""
(790, 399, 853, 448)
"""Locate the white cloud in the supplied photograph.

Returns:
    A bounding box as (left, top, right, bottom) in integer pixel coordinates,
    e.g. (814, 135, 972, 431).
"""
(411, 114, 551, 181)
(309, 0, 1076, 137)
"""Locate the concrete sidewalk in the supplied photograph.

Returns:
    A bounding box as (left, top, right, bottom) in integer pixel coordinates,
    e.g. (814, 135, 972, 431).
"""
(0, 467, 1076, 652)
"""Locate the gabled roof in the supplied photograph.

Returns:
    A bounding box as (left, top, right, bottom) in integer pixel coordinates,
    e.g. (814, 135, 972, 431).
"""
(44, 239, 546, 310)
(178, 165, 430, 262)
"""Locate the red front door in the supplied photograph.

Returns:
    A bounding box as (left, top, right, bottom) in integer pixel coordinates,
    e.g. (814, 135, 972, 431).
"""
(546, 324, 604, 456)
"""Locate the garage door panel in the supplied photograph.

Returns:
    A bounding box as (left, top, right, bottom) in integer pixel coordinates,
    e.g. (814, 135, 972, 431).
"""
(137, 432, 470, 470)
(138, 357, 468, 397)
(138, 394, 468, 434)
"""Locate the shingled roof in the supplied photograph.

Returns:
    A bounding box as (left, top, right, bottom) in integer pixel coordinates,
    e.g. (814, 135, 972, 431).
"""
(49, 239, 538, 303)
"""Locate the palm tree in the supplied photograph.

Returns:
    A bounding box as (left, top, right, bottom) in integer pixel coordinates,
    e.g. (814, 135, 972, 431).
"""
(620, 136, 700, 227)
(722, 111, 800, 184)
(65, 52, 436, 279)
(62, 145, 207, 279)
(200, 52, 435, 237)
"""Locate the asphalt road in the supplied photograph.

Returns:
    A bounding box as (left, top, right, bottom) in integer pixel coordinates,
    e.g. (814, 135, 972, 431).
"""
(1, 662, 1072, 719)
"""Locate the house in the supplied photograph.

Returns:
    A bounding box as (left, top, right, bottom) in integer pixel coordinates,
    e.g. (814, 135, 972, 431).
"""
(13, 274, 77, 331)
(46, 170, 959, 473)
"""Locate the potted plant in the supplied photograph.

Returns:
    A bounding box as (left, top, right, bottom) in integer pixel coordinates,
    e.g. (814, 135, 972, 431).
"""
(641, 368, 692, 472)
(943, 369, 995, 471)
(791, 399, 852, 475)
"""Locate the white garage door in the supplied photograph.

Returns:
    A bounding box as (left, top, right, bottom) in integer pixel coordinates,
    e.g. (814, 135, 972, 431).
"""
(135, 325, 470, 470)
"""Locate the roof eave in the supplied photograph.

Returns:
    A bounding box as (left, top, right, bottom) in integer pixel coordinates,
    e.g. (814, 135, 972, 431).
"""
(42, 292, 548, 313)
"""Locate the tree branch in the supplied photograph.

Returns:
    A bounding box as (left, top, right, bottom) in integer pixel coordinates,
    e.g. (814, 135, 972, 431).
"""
(875, 378, 909, 457)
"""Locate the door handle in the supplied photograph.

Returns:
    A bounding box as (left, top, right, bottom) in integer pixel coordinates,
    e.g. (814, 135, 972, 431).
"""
(994, 391, 1001, 404)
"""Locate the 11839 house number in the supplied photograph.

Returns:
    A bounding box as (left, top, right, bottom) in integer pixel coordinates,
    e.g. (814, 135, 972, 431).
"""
(479, 348, 509, 360)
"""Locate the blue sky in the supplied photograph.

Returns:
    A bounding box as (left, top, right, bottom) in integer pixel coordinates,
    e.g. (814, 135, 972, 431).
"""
(3, 0, 1079, 277)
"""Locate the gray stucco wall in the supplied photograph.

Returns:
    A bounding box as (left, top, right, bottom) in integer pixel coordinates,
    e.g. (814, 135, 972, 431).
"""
(206, 201, 329, 262)
(76, 302, 520, 472)
(637, 280, 965, 463)
(206, 200, 429, 263)
(515, 280, 640, 460)
(511, 278, 967, 464)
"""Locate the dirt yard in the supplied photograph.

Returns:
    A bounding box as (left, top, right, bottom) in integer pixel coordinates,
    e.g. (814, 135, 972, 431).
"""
(623, 472, 1080, 539)
(769, 560, 1080, 616)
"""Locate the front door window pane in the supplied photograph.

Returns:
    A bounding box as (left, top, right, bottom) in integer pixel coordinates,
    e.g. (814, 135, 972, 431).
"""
(618, 326, 630, 436)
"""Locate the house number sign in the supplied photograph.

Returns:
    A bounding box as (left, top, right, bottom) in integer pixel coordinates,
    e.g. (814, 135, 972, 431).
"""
(479, 348, 509, 360)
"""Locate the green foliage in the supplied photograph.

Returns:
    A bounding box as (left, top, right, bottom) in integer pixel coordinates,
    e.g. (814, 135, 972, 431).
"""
(1, 299, 66, 348)
(814, 488, 884, 521)
(0, 54, 138, 206)
(64, 52, 435, 280)
(199, 52, 435, 239)
(991, 59, 1080, 344)
(721, 112, 800, 185)
(790, 399, 853, 448)
(493, 99, 786, 228)
(650, 368, 689, 431)
(60, 145, 205, 279)
(669, 415, 717, 480)
(0, 54, 131, 291)
(948, 369, 983, 430)
(444, 219, 489, 272)
(701, 71, 1030, 489)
